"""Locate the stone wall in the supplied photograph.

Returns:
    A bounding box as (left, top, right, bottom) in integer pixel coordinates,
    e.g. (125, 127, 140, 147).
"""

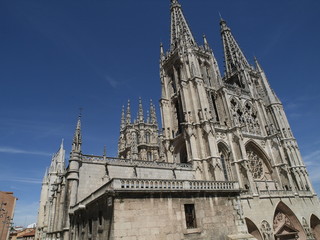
(77, 162, 108, 201)
(111, 194, 238, 240)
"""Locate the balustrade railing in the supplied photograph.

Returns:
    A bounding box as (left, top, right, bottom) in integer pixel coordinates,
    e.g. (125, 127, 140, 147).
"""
(111, 179, 239, 192)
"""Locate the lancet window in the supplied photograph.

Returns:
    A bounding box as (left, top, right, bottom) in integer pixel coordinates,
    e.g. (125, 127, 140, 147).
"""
(218, 142, 232, 181)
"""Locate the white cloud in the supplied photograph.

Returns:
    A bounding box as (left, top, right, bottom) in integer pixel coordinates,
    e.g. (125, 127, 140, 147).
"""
(0, 146, 51, 156)
(0, 176, 42, 184)
(303, 150, 320, 194)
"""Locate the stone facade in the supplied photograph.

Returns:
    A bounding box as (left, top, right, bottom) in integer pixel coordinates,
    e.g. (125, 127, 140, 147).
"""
(36, 0, 320, 240)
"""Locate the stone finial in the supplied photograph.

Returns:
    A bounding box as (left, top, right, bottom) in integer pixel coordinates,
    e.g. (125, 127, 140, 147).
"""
(120, 105, 125, 130)
(138, 97, 144, 123)
(126, 100, 131, 124)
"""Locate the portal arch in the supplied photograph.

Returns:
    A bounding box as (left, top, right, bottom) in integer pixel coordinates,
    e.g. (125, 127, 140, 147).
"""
(245, 218, 263, 240)
(311, 214, 320, 240)
(273, 202, 306, 240)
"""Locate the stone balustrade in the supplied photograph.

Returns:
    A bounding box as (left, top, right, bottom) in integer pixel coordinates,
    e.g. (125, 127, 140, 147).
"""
(111, 179, 240, 192)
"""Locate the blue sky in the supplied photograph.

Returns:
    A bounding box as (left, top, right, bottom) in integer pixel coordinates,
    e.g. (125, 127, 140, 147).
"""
(0, 0, 320, 227)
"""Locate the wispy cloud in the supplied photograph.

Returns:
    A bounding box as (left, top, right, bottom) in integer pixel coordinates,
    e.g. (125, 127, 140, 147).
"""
(304, 150, 320, 162)
(0, 146, 51, 156)
(105, 75, 119, 88)
(0, 176, 42, 184)
(303, 150, 320, 184)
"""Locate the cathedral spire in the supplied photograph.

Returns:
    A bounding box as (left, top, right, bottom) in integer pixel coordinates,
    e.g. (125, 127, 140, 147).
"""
(126, 100, 131, 124)
(170, 0, 196, 50)
(138, 97, 144, 123)
(72, 116, 82, 153)
(220, 18, 250, 76)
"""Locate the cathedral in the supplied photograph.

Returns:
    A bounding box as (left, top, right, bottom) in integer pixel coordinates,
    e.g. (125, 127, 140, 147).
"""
(36, 1, 320, 240)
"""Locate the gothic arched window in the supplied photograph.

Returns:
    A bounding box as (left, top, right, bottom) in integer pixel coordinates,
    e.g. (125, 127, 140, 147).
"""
(145, 132, 150, 144)
(245, 142, 271, 180)
(218, 142, 232, 181)
(220, 153, 228, 181)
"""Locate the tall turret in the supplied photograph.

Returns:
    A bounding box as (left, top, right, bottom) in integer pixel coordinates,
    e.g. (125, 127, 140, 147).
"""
(159, 0, 225, 181)
(67, 116, 82, 207)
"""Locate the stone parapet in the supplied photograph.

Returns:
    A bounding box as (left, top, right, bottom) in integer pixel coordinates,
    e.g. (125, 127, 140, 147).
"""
(82, 154, 193, 170)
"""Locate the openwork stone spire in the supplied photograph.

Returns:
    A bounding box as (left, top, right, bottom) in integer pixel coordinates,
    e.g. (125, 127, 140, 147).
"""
(220, 18, 250, 76)
(170, 0, 196, 50)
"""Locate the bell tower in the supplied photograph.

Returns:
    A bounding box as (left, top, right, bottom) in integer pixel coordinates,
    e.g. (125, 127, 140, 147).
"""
(160, 0, 224, 180)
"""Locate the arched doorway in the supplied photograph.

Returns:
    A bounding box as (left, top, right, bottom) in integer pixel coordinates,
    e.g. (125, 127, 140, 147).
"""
(273, 202, 306, 240)
(311, 214, 320, 240)
(245, 218, 263, 240)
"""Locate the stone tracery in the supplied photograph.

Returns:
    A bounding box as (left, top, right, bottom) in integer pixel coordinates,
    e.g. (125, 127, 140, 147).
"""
(247, 150, 264, 180)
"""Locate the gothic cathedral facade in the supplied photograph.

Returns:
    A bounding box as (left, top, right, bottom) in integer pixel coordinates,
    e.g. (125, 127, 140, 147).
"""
(36, 1, 320, 240)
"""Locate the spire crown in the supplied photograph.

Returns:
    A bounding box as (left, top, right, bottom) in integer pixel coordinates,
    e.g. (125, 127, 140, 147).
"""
(170, 0, 196, 50)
